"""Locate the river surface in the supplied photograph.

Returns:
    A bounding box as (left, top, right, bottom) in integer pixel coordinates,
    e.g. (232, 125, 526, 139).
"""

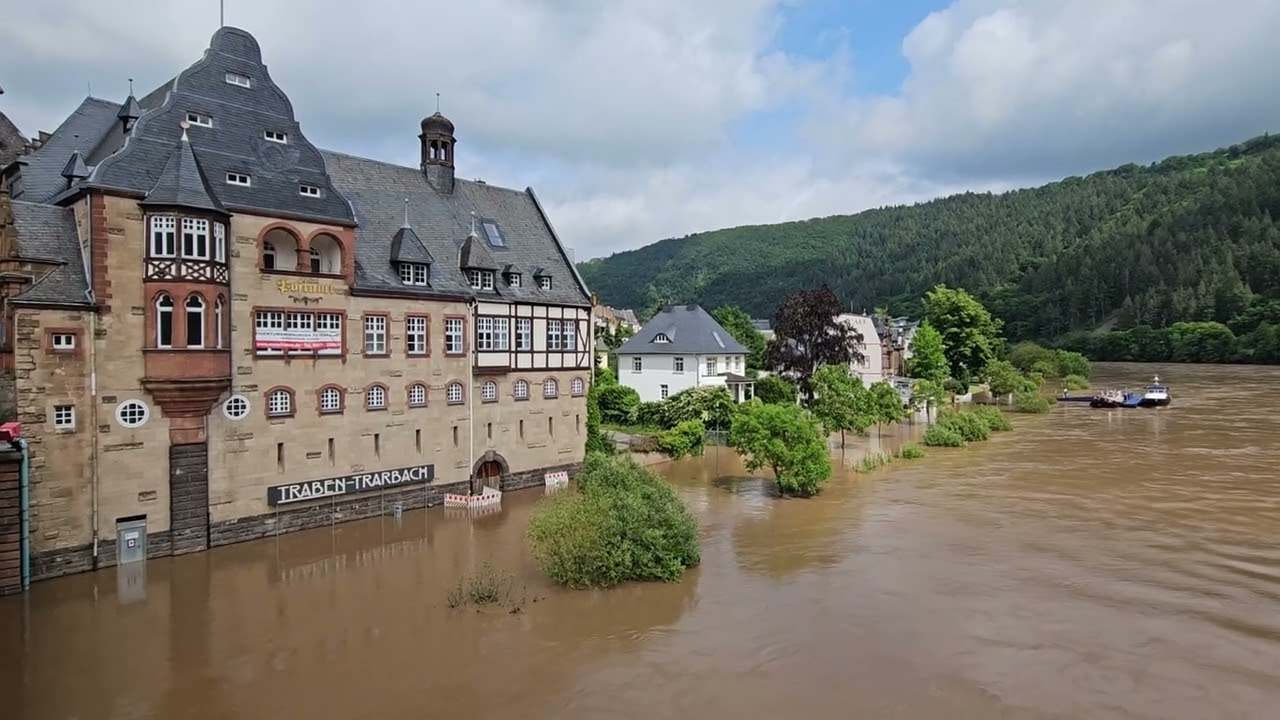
(4, 363, 1280, 719)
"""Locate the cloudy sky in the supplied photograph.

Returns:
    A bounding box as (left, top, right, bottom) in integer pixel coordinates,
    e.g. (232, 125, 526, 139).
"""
(2, 0, 1278, 261)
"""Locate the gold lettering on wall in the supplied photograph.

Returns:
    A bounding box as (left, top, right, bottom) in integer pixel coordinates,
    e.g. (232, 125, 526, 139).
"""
(275, 279, 347, 295)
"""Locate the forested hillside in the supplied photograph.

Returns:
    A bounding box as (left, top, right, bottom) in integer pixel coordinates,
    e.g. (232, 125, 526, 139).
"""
(579, 133, 1280, 345)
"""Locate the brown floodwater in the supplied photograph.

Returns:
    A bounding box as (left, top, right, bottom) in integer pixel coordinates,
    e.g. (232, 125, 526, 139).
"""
(4, 362, 1280, 719)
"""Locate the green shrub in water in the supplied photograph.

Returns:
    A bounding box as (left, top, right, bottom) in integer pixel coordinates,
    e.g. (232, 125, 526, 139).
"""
(940, 411, 990, 442)
(1062, 374, 1090, 391)
(1014, 390, 1053, 414)
(897, 443, 926, 460)
(969, 406, 1014, 432)
(527, 453, 700, 589)
(654, 419, 706, 460)
(923, 424, 966, 447)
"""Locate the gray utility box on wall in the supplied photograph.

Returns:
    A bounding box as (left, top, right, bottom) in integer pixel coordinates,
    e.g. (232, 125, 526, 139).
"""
(116, 517, 148, 565)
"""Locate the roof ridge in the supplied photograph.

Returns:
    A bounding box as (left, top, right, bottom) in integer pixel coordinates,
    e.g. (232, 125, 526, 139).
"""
(318, 147, 526, 196)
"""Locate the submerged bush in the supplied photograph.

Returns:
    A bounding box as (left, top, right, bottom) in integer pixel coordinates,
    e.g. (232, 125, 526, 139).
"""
(446, 562, 522, 609)
(1013, 390, 1053, 413)
(969, 406, 1014, 432)
(527, 454, 700, 589)
(897, 443, 926, 459)
(856, 451, 894, 473)
(923, 425, 966, 447)
(1062, 373, 1090, 391)
(654, 419, 706, 460)
(940, 411, 990, 442)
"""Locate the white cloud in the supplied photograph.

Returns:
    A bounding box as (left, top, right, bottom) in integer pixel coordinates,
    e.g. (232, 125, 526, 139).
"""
(2, 0, 1278, 262)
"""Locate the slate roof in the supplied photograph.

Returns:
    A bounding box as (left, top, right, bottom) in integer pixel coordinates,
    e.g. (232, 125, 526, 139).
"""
(321, 150, 592, 307)
(2, 97, 120, 203)
(140, 132, 225, 212)
(616, 304, 748, 356)
(0, 109, 26, 170)
(8, 200, 92, 306)
(57, 27, 356, 226)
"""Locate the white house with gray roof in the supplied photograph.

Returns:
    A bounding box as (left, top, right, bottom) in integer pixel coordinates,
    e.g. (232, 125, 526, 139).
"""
(616, 304, 753, 403)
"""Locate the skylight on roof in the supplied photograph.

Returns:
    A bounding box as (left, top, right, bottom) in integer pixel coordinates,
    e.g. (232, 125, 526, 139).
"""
(713, 331, 725, 348)
(482, 220, 505, 247)
(225, 72, 252, 88)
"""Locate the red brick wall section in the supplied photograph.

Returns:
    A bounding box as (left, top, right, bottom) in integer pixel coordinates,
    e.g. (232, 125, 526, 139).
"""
(89, 193, 111, 311)
(0, 448, 22, 595)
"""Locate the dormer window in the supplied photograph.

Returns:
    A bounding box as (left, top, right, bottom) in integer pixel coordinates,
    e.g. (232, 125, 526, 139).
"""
(299, 184, 321, 197)
(186, 112, 212, 127)
(654, 333, 671, 343)
(399, 262, 429, 286)
(538, 276, 552, 291)
(481, 220, 505, 247)
(225, 72, 252, 88)
(507, 273, 521, 288)
(469, 269, 495, 290)
(226, 172, 251, 186)
(265, 130, 288, 144)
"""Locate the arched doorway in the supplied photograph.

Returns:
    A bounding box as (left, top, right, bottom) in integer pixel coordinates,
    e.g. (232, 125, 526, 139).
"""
(470, 450, 510, 494)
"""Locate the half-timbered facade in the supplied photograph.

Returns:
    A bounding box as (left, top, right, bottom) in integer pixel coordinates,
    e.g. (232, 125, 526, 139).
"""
(0, 26, 593, 582)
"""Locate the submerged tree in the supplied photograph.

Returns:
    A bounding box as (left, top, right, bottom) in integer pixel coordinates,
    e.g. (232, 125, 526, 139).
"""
(766, 285, 862, 401)
(905, 320, 949, 384)
(809, 364, 872, 446)
(729, 402, 832, 497)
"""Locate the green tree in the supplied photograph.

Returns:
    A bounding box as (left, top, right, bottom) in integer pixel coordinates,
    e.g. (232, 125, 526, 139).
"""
(985, 360, 1035, 398)
(729, 402, 832, 497)
(766, 285, 862, 401)
(654, 419, 707, 460)
(712, 305, 767, 370)
(809, 364, 871, 446)
(753, 375, 797, 405)
(867, 381, 908, 428)
(924, 284, 1003, 383)
(584, 378, 613, 455)
(905, 320, 949, 384)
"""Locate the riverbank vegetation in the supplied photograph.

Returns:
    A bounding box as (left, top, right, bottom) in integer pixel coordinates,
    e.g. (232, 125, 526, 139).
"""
(728, 402, 831, 496)
(923, 406, 1016, 448)
(446, 563, 527, 611)
(855, 443, 927, 474)
(527, 454, 700, 589)
(581, 133, 1280, 366)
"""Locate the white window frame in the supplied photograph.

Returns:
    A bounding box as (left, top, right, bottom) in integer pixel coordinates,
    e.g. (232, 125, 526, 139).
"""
(53, 404, 75, 430)
(547, 320, 563, 351)
(476, 316, 510, 352)
(444, 317, 464, 354)
(267, 389, 292, 417)
(264, 130, 288, 143)
(366, 385, 387, 410)
(299, 184, 320, 197)
(181, 217, 210, 260)
(631, 356, 642, 372)
(468, 269, 495, 290)
(562, 321, 576, 351)
(706, 357, 718, 375)
(660, 384, 669, 400)
(51, 333, 76, 351)
(364, 315, 387, 355)
(186, 112, 212, 127)
(514, 379, 529, 399)
(115, 400, 150, 428)
(674, 356, 684, 372)
(515, 318, 532, 350)
(225, 72, 252, 88)
(571, 378, 584, 396)
(214, 297, 225, 349)
(446, 382, 464, 404)
(184, 295, 206, 349)
(319, 387, 342, 413)
(214, 222, 226, 263)
(226, 172, 251, 186)
(408, 383, 427, 407)
(508, 273, 521, 288)
(543, 378, 558, 398)
(537, 276, 552, 291)
(482, 381, 497, 402)
(222, 395, 250, 421)
(406, 316, 428, 355)
(149, 215, 176, 258)
(399, 262, 428, 285)
(156, 294, 174, 349)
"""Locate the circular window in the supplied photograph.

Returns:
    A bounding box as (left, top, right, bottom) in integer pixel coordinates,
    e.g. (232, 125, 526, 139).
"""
(222, 394, 250, 421)
(115, 400, 150, 429)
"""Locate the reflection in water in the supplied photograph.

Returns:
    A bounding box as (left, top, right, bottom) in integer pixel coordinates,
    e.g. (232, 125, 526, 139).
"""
(4, 363, 1280, 719)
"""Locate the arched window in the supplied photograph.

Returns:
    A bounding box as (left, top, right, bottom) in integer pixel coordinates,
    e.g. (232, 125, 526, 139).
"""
(366, 384, 387, 410)
(262, 241, 276, 269)
(318, 386, 343, 414)
(267, 388, 293, 417)
(155, 293, 174, 348)
(308, 233, 343, 274)
(185, 294, 205, 348)
(262, 227, 300, 270)
(514, 379, 529, 400)
(407, 383, 427, 407)
(571, 377, 585, 396)
(446, 382, 464, 405)
(543, 378, 558, 398)
(214, 296, 225, 349)
(482, 380, 497, 402)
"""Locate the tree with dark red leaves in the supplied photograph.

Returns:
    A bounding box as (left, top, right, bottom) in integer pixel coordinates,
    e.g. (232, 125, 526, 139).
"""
(765, 285, 863, 402)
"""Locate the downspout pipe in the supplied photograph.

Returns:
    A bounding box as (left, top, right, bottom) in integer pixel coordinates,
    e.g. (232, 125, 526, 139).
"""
(10, 437, 30, 591)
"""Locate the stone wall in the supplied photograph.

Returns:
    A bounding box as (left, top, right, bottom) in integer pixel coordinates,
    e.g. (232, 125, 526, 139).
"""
(169, 443, 209, 555)
(0, 374, 15, 422)
(0, 448, 21, 594)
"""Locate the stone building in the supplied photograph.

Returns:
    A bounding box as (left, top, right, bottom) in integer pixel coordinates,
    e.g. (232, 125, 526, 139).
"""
(0, 27, 593, 583)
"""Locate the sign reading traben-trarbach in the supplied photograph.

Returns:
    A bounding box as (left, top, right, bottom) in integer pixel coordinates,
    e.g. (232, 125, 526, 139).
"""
(267, 464, 435, 506)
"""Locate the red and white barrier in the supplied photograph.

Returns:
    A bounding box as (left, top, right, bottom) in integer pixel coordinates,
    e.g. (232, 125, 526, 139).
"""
(443, 486, 502, 508)
(544, 470, 569, 489)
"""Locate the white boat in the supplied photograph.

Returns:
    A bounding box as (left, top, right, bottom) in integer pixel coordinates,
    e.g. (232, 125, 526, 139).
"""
(1138, 376, 1172, 407)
